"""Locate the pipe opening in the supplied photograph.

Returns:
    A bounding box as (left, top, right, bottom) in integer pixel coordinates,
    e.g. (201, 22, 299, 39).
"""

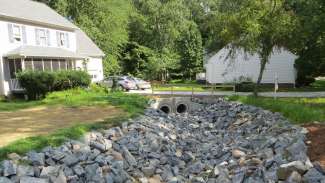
(176, 104, 188, 114)
(160, 106, 171, 114)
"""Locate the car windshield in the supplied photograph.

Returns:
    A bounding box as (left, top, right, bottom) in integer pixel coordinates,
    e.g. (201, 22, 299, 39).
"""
(134, 78, 144, 82)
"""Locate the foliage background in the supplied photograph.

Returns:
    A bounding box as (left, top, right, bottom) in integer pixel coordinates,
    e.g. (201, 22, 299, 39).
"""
(35, 0, 325, 84)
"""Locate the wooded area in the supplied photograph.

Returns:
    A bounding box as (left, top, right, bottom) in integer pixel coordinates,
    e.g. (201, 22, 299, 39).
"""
(35, 0, 325, 86)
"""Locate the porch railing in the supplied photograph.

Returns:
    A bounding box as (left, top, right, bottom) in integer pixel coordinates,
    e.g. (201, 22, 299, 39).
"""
(9, 79, 24, 91)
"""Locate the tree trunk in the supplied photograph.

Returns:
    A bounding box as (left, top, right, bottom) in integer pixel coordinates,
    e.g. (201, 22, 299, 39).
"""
(254, 55, 268, 97)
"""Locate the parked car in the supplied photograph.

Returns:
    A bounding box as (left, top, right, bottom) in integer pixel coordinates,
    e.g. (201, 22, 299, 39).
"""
(99, 76, 137, 91)
(131, 77, 151, 90)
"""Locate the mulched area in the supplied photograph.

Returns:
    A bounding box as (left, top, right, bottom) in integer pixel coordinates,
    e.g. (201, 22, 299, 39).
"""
(304, 123, 325, 169)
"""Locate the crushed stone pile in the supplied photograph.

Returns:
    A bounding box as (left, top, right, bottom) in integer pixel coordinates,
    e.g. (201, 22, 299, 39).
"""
(1, 99, 324, 183)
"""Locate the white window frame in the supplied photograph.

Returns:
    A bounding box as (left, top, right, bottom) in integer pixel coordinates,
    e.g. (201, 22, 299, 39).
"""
(58, 32, 66, 47)
(38, 29, 48, 46)
(13, 25, 22, 43)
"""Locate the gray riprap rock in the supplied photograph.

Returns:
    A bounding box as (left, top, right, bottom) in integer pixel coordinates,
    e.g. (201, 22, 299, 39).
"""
(85, 163, 103, 182)
(61, 155, 79, 167)
(121, 146, 137, 168)
(17, 165, 34, 177)
(72, 164, 85, 176)
(95, 155, 107, 166)
(286, 171, 302, 183)
(191, 177, 205, 183)
(277, 161, 308, 180)
(40, 166, 61, 178)
(27, 152, 45, 166)
(105, 174, 114, 183)
(187, 161, 205, 174)
(2, 161, 16, 177)
(20, 176, 49, 183)
(0, 177, 13, 183)
(286, 140, 308, 161)
(51, 151, 65, 162)
(49, 170, 66, 183)
(142, 166, 156, 177)
(0, 99, 314, 183)
(90, 139, 112, 152)
(303, 168, 325, 183)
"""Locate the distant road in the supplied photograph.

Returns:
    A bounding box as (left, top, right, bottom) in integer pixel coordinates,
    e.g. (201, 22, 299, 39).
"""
(128, 90, 325, 98)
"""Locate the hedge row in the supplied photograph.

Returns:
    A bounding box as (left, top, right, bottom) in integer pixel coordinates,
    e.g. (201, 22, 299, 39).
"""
(17, 70, 91, 100)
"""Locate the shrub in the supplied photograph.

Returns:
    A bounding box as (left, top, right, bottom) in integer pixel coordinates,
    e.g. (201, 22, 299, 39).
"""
(17, 71, 55, 100)
(235, 82, 256, 92)
(53, 70, 91, 91)
(17, 70, 91, 100)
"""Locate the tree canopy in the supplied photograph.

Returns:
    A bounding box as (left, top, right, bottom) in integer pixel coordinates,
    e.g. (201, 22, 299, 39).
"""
(35, 0, 325, 85)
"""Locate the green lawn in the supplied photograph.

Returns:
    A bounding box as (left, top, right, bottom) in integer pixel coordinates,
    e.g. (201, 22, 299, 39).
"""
(153, 84, 234, 92)
(228, 95, 325, 124)
(152, 79, 325, 92)
(0, 86, 148, 160)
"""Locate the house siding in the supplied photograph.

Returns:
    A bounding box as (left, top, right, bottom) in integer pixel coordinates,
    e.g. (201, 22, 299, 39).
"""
(0, 18, 104, 96)
(0, 19, 77, 56)
(206, 48, 297, 84)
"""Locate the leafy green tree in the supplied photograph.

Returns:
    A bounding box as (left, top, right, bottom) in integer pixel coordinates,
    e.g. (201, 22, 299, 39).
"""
(210, 0, 298, 95)
(119, 42, 155, 78)
(177, 23, 203, 79)
(286, 0, 325, 85)
(130, 0, 204, 80)
(35, 0, 133, 76)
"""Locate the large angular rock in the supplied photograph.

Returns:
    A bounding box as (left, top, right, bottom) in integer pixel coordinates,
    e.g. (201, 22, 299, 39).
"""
(40, 166, 61, 178)
(72, 165, 85, 176)
(2, 161, 16, 177)
(142, 166, 156, 177)
(303, 168, 325, 183)
(187, 162, 205, 174)
(286, 171, 302, 183)
(121, 146, 137, 168)
(277, 161, 308, 180)
(85, 163, 103, 182)
(61, 155, 79, 167)
(27, 152, 45, 166)
(17, 165, 34, 177)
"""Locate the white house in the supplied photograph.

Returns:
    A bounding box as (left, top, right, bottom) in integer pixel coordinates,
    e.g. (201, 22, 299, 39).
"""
(205, 46, 297, 85)
(0, 0, 105, 96)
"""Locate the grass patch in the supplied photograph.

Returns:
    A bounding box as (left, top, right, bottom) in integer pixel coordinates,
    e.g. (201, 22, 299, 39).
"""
(0, 99, 42, 111)
(0, 86, 148, 160)
(153, 84, 234, 92)
(228, 96, 325, 124)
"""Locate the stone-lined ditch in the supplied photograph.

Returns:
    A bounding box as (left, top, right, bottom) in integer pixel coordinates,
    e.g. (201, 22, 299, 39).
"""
(0, 98, 324, 183)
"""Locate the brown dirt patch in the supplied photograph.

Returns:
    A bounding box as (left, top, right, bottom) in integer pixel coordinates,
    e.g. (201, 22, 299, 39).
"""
(0, 105, 124, 147)
(304, 123, 325, 169)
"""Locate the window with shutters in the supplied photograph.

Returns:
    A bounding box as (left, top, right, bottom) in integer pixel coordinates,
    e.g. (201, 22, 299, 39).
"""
(13, 25, 22, 42)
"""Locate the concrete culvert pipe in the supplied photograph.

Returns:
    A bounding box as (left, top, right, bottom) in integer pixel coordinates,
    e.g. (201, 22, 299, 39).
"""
(176, 103, 188, 114)
(160, 105, 171, 114)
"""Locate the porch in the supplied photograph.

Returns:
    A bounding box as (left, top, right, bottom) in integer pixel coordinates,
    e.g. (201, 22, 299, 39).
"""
(4, 57, 78, 92)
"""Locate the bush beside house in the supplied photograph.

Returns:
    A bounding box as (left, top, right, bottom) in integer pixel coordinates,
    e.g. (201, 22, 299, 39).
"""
(17, 70, 91, 100)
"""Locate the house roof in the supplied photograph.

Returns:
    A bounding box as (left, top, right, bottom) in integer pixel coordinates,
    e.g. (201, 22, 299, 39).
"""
(0, 0, 77, 30)
(76, 29, 105, 57)
(5, 46, 84, 59)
